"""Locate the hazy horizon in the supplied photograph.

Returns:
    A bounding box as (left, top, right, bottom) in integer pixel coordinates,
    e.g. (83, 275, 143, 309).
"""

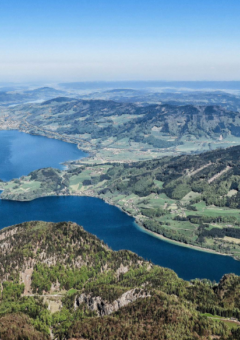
(1, 0, 240, 82)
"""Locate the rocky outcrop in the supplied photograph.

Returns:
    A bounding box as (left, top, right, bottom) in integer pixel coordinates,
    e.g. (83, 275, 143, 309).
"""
(0, 227, 18, 241)
(75, 288, 150, 316)
(115, 263, 129, 278)
(20, 268, 33, 295)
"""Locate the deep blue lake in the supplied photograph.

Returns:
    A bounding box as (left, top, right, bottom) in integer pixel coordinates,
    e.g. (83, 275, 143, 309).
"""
(1, 130, 240, 281)
(0, 130, 87, 181)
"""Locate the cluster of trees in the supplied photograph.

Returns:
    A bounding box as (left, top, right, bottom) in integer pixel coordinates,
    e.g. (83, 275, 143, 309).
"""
(132, 134, 176, 148)
(175, 215, 238, 225)
(140, 207, 166, 218)
(143, 219, 193, 244)
(0, 282, 51, 337)
(0, 314, 49, 340)
(201, 227, 240, 240)
(32, 263, 100, 293)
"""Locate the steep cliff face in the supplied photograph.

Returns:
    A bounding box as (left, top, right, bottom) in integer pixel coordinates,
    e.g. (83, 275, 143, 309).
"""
(75, 288, 150, 316)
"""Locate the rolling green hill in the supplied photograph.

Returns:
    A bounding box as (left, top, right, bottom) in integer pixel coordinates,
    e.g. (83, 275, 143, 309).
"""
(3, 98, 240, 162)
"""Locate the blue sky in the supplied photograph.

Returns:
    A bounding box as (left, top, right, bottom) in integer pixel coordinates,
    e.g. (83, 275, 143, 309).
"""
(0, 0, 240, 82)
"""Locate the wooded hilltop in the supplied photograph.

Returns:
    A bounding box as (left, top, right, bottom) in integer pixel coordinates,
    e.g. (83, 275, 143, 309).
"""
(0, 221, 240, 339)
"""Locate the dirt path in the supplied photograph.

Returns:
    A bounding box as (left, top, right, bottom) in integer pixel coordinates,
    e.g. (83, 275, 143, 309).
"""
(187, 162, 212, 177)
(208, 166, 232, 184)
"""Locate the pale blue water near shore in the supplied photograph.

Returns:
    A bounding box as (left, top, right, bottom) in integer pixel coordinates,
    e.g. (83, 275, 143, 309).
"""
(1, 130, 240, 281)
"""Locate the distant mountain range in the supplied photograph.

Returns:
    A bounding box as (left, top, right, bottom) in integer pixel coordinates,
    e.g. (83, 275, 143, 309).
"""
(59, 80, 240, 90)
(0, 87, 67, 105)
(78, 89, 240, 112)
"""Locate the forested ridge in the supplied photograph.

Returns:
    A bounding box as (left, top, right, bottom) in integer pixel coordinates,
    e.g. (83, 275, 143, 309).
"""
(5, 144, 240, 258)
(21, 99, 240, 142)
(1, 221, 240, 339)
(4, 97, 240, 163)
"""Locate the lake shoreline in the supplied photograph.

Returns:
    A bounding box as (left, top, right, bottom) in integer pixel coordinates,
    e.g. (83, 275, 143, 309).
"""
(136, 223, 231, 257)
(0, 128, 237, 261)
(1, 189, 233, 259)
(94, 196, 233, 258)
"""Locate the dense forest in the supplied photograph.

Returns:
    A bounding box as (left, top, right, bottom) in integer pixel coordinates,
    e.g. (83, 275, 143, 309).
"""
(0, 221, 240, 339)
